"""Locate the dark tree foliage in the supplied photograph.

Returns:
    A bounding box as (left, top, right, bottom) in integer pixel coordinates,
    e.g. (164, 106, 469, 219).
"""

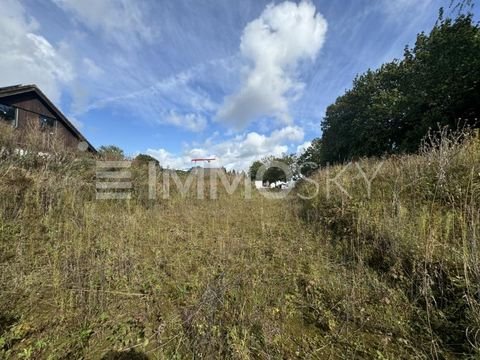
(450, 0, 475, 13)
(264, 154, 297, 183)
(249, 154, 297, 183)
(134, 153, 160, 167)
(297, 138, 323, 176)
(319, 13, 480, 165)
(249, 160, 263, 180)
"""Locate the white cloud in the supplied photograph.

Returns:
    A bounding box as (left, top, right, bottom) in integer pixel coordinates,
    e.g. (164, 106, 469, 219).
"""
(147, 125, 304, 170)
(52, 0, 155, 47)
(145, 148, 190, 170)
(165, 111, 207, 132)
(74, 60, 221, 132)
(0, 0, 75, 102)
(217, 0, 327, 128)
(296, 141, 311, 155)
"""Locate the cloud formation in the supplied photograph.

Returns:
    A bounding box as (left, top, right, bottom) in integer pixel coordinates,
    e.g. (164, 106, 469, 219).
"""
(147, 125, 304, 170)
(75, 63, 219, 132)
(296, 141, 312, 155)
(52, 0, 155, 47)
(0, 0, 75, 102)
(217, 0, 327, 128)
(165, 111, 207, 132)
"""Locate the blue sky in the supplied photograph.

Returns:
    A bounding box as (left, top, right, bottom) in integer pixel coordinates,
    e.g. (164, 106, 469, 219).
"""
(1, 0, 478, 169)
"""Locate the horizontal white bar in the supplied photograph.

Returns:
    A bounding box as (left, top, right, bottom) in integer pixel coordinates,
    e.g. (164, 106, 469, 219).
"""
(96, 171, 132, 179)
(96, 161, 131, 168)
(96, 182, 132, 189)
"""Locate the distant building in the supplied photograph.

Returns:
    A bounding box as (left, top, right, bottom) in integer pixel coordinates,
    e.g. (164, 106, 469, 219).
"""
(260, 181, 293, 189)
(254, 180, 264, 189)
(0, 84, 96, 152)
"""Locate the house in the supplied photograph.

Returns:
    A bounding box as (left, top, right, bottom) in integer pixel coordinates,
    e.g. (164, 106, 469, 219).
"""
(0, 84, 96, 152)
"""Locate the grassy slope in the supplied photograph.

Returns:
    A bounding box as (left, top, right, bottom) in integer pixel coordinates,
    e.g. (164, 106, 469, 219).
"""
(296, 131, 480, 359)
(0, 133, 479, 359)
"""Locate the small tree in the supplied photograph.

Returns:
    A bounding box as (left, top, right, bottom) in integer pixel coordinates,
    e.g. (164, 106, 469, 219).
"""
(98, 145, 125, 160)
(249, 154, 297, 184)
(134, 154, 160, 167)
(249, 160, 263, 181)
(297, 138, 322, 177)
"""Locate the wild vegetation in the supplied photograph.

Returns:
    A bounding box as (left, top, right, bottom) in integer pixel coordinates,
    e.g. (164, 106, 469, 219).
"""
(297, 128, 480, 358)
(1, 4, 480, 359)
(0, 132, 325, 359)
(1, 121, 480, 358)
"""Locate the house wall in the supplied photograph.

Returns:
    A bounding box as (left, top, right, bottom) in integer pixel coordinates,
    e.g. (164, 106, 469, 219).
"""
(0, 92, 80, 149)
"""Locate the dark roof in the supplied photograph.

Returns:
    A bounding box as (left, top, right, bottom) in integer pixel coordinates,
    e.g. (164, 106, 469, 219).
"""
(0, 84, 96, 153)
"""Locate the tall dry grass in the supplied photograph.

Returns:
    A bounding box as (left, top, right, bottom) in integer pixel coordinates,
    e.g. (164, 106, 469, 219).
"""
(0, 133, 321, 359)
(297, 129, 480, 358)
(0, 127, 479, 359)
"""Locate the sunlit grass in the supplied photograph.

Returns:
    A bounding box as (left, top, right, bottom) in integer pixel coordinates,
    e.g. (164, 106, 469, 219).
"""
(0, 129, 479, 359)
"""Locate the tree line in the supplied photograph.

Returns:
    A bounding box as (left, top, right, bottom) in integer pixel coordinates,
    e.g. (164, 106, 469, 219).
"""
(295, 10, 480, 175)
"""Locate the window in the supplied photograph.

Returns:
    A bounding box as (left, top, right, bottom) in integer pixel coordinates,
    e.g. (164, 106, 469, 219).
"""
(0, 103, 17, 127)
(39, 116, 56, 132)
(39, 115, 57, 148)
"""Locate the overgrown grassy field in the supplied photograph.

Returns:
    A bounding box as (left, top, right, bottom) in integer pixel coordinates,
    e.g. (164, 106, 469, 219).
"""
(0, 130, 479, 359)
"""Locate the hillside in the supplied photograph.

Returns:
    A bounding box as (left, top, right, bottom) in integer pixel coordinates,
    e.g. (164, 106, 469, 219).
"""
(1, 130, 479, 359)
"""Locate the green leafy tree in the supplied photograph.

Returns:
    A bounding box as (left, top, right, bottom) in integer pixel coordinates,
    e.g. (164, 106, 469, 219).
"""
(98, 145, 125, 160)
(249, 160, 263, 181)
(400, 14, 480, 151)
(249, 154, 297, 184)
(263, 156, 287, 184)
(297, 138, 323, 176)
(319, 12, 480, 164)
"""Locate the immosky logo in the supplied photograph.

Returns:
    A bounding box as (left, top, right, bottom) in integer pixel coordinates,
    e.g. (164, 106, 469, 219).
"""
(95, 160, 383, 201)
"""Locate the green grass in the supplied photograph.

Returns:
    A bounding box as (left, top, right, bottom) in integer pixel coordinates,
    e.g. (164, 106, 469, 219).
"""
(0, 129, 479, 359)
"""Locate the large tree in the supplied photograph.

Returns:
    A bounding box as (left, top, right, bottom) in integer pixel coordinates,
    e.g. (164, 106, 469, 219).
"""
(319, 12, 480, 164)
